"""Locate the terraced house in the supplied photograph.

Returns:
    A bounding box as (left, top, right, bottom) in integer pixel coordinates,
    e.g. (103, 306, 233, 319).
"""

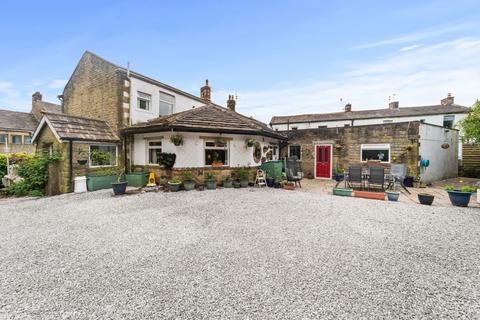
(32, 51, 283, 193)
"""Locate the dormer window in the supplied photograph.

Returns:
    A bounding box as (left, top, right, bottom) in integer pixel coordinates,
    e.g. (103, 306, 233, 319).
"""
(159, 91, 175, 116)
(137, 92, 151, 111)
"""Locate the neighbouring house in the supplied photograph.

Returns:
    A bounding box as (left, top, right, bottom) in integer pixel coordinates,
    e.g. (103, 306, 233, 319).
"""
(31, 113, 119, 194)
(281, 121, 458, 184)
(0, 92, 62, 154)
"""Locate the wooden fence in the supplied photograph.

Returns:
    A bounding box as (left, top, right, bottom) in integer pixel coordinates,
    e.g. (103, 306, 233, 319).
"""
(462, 143, 480, 177)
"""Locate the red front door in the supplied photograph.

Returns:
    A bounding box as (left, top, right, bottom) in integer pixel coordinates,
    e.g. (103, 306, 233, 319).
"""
(315, 145, 331, 178)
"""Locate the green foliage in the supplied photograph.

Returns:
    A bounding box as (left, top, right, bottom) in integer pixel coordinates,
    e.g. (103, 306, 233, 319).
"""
(223, 175, 232, 182)
(180, 171, 194, 182)
(460, 186, 476, 193)
(92, 167, 118, 176)
(159, 153, 176, 168)
(170, 134, 184, 146)
(459, 100, 480, 144)
(238, 168, 250, 181)
(444, 185, 455, 191)
(204, 172, 215, 181)
(169, 177, 181, 184)
(335, 167, 345, 174)
(90, 150, 114, 166)
(0, 153, 33, 183)
(244, 138, 256, 148)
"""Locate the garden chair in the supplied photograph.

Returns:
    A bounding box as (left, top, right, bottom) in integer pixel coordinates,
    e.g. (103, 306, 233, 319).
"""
(390, 164, 410, 194)
(285, 156, 302, 187)
(368, 166, 385, 191)
(346, 165, 363, 189)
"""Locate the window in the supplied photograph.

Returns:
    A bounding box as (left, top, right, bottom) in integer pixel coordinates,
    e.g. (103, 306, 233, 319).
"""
(0, 134, 6, 144)
(147, 140, 162, 165)
(11, 135, 21, 144)
(24, 136, 32, 144)
(204, 139, 228, 166)
(289, 145, 301, 160)
(383, 119, 393, 123)
(159, 91, 175, 116)
(443, 115, 455, 128)
(89, 145, 117, 167)
(137, 92, 151, 111)
(361, 144, 390, 163)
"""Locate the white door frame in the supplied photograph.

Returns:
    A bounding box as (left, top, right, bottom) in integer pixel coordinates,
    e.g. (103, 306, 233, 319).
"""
(314, 143, 333, 179)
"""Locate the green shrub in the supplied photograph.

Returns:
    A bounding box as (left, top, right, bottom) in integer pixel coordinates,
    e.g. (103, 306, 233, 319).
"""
(444, 185, 455, 191)
(0, 153, 33, 184)
(238, 168, 250, 181)
(181, 171, 194, 182)
(204, 172, 215, 181)
(159, 153, 176, 168)
(169, 177, 181, 184)
(460, 186, 476, 193)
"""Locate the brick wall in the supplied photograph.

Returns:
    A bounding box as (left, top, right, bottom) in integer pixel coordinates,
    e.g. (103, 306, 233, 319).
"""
(281, 122, 420, 178)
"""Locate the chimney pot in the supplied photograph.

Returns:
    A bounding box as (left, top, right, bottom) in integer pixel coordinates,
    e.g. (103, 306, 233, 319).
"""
(32, 91, 42, 102)
(389, 101, 399, 109)
(227, 94, 236, 112)
(200, 79, 211, 102)
(344, 103, 352, 112)
(441, 93, 454, 106)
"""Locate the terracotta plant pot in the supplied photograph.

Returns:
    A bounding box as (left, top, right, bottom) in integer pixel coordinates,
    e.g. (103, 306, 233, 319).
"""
(283, 184, 295, 190)
(211, 162, 223, 168)
(354, 190, 385, 200)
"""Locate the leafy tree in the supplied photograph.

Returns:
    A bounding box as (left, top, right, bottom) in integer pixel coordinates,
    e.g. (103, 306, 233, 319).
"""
(459, 100, 480, 144)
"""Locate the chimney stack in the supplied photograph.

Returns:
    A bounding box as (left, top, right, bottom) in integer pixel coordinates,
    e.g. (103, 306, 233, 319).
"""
(32, 91, 42, 102)
(344, 103, 352, 112)
(389, 101, 399, 109)
(227, 94, 236, 112)
(200, 79, 211, 102)
(441, 93, 454, 106)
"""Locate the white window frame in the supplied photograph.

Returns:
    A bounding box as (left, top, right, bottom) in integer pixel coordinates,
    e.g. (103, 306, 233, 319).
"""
(360, 143, 391, 163)
(146, 139, 163, 165)
(159, 91, 175, 116)
(288, 145, 301, 160)
(89, 144, 118, 168)
(204, 139, 229, 166)
(137, 91, 151, 112)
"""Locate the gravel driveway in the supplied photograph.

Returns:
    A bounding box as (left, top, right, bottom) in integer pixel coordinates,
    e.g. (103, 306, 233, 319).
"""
(0, 188, 479, 319)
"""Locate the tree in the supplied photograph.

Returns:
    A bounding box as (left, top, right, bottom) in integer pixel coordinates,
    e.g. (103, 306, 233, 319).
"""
(459, 100, 480, 144)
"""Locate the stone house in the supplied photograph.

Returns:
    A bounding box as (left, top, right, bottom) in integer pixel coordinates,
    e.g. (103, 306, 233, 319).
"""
(282, 121, 459, 183)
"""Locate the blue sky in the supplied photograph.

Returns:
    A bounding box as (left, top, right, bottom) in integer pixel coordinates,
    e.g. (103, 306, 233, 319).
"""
(1, 0, 479, 122)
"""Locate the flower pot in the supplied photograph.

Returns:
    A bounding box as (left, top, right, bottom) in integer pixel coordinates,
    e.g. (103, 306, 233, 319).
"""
(333, 188, 352, 197)
(211, 162, 223, 168)
(205, 180, 217, 190)
(334, 174, 344, 182)
(418, 193, 434, 205)
(354, 190, 385, 200)
(168, 182, 181, 192)
(111, 181, 128, 195)
(233, 180, 241, 188)
(403, 176, 414, 188)
(266, 178, 275, 187)
(386, 191, 400, 202)
(447, 190, 472, 207)
(223, 180, 233, 188)
(183, 180, 196, 191)
(283, 184, 295, 190)
(77, 159, 87, 165)
(240, 179, 249, 188)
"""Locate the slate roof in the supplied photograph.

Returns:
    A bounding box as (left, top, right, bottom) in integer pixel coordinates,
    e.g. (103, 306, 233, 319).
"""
(123, 104, 285, 139)
(270, 104, 470, 125)
(34, 113, 119, 143)
(0, 109, 38, 132)
(37, 101, 62, 114)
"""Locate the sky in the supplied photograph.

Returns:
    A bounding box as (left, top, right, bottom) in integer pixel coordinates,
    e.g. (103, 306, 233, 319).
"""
(0, 0, 479, 122)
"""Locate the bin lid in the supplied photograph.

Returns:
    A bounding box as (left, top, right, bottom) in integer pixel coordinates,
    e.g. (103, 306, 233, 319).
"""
(74, 176, 87, 181)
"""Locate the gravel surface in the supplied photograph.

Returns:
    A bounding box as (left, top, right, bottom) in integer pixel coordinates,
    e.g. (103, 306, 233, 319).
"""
(0, 188, 479, 319)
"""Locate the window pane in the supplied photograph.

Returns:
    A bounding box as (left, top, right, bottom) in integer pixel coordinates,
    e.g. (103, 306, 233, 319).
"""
(159, 101, 173, 116)
(205, 149, 227, 165)
(289, 146, 301, 159)
(443, 115, 454, 128)
(90, 145, 116, 166)
(159, 92, 175, 103)
(138, 92, 151, 100)
(24, 136, 32, 144)
(12, 135, 21, 144)
(0, 135, 6, 144)
(149, 148, 162, 164)
(362, 149, 389, 162)
(138, 98, 149, 110)
(149, 141, 162, 147)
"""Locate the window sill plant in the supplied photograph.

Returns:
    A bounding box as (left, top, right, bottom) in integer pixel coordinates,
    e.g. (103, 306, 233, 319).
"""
(444, 185, 476, 207)
(167, 177, 182, 192)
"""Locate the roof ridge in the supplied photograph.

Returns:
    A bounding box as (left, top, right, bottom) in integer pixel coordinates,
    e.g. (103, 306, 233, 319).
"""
(44, 112, 111, 124)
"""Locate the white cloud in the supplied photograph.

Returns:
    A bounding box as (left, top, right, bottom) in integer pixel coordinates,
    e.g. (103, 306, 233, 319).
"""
(48, 79, 67, 89)
(400, 44, 422, 52)
(214, 37, 480, 123)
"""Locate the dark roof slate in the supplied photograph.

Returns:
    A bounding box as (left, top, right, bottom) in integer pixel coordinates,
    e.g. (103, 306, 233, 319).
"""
(124, 104, 285, 139)
(0, 109, 38, 132)
(270, 104, 470, 125)
(38, 101, 62, 114)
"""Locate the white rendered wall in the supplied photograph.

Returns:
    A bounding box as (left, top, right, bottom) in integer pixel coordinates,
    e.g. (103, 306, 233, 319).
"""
(133, 131, 279, 168)
(129, 77, 206, 124)
(418, 124, 459, 183)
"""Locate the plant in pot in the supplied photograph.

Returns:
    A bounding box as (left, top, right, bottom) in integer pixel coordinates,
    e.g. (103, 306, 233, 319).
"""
(403, 168, 415, 188)
(158, 152, 176, 169)
(385, 187, 400, 202)
(444, 185, 476, 207)
(111, 167, 128, 195)
(167, 177, 182, 192)
(244, 138, 256, 148)
(204, 172, 217, 190)
(238, 168, 250, 187)
(223, 175, 233, 188)
(170, 134, 184, 146)
(266, 173, 275, 187)
(233, 179, 241, 188)
(418, 193, 434, 205)
(334, 167, 345, 182)
(181, 171, 196, 191)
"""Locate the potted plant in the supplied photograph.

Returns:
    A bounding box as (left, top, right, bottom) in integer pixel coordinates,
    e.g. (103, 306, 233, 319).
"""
(223, 176, 233, 188)
(444, 185, 476, 207)
(334, 167, 345, 182)
(167, 177, 182, 192)
(238, 168, 250, 187)
(181, 171, 196, 191)
(204, 172, 216, 190)
(170, 134, 184, 146)
(418, 193, 434, 205)
(244, 138, 256, 148)
(233, 179, 241, 188)
(111, 167, 128, 195)
(266, 173, 275, 187)
(385, 188, 400, 201)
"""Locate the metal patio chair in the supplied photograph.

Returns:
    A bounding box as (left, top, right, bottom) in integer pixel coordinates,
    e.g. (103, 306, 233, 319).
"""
(285, 156, 302, 187)
(346, 165, 363, 189)
(390, 164, 411, 194)
(368, 166, 385, 191)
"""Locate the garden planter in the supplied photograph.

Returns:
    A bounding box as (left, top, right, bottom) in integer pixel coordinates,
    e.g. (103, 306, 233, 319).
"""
(87, 174, 117, 191)
(403, 176, 414, 188)
(333, 188, 352, 197)
(354, 190, 385, 200)
(283, 184, 295, 190)
(223, 180, 233, 188)
(211, 162, 223, 168)
(111, 181, 128, 195)
(386, 191, 400, 202)
(205, 180, 217, 190)
(447, 190, 472, 207)
(240, 179, 249, 188)
(168, 182, 181, 192)
(418, 193, 434, 205)
(183, 180, 196, 191)
(266, 178, 275, 187)
(125, 172, 148, 187)
(233, 180, 241, 188)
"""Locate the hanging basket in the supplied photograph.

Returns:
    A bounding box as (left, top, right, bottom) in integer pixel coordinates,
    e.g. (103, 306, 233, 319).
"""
(441, 143, 450, 149)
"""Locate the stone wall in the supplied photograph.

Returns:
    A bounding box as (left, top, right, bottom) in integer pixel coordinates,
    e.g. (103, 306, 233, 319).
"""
(280, 122, 420, 178)
(0, 130, 35, 154)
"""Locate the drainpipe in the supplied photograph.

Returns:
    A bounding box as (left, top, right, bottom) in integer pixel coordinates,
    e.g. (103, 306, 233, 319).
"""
(69, 140, 73, 192)
(123, 133, 128, 172)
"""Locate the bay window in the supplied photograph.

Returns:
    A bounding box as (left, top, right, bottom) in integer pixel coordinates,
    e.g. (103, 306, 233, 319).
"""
(204, 139, 228, 166)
